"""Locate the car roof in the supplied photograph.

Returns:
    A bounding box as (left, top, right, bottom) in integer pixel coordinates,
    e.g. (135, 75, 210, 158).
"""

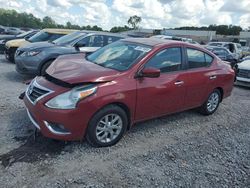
(120, 37, 187, 47)
(42, 28, 79, 34)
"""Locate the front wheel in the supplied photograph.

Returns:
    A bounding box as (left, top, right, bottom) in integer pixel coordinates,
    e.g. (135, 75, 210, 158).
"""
(40, 60, 54, 76)
(86, 105, 128, 147)
(6, 47, 16, 63)
(198, 89, 221, 115)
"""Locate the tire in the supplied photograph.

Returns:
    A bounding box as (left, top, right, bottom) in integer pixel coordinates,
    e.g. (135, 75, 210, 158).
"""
(86, 105, 128, 147)
(40, 60, 53, 76)
(198, 89, 221, 115)
(7, 48, 16, 63)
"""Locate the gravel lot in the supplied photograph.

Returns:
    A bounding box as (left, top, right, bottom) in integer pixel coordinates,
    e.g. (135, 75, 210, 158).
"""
(0, 54, 249, 188)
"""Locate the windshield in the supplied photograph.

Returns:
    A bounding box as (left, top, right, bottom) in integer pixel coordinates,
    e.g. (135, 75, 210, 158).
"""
(87, 41, 152, 71)
(53, 31, 86, 45)
(17, 31, 32, 37)
(28, 31, 64, 42)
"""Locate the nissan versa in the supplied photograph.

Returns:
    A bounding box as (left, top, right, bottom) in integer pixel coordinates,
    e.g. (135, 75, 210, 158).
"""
(23, 38, 235, 147)
(15, 31, 125, 76)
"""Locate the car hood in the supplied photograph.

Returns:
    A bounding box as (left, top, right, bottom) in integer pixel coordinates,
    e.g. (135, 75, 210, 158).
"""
(19, 41, 55, 51)
(46, 53, 121, 84)
(5, 39, 30, 48)
(238, 60, 250, 70)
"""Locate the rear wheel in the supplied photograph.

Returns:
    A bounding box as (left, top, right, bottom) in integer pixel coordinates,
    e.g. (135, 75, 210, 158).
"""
(198, 89, 221, 115)
(40, 60, 54, 76)
(86, 105, 128, 147)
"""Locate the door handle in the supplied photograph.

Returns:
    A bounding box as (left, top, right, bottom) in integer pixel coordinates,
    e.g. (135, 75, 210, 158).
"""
(209, 75, 217, 80)
(174, 80, 184, 86)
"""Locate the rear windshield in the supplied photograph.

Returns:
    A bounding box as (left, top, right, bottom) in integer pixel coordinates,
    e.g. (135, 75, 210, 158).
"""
(87, 41, 152, 71)
(28, 31, 65, 42)
(53, 31, 87, 45)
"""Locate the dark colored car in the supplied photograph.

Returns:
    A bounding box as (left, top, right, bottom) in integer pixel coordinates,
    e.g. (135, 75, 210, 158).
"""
(0, 30, 38, 53)
(15, 31, 125, 75)
(23, 38, 235, 147)
(5, 27, 23, 35)
(5, 29, 77, 63)
(205, 46, 238, 68)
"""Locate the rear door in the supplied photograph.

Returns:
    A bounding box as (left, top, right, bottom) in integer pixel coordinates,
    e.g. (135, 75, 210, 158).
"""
(135, 46, 189, 121)
(183, 47, 216, 109)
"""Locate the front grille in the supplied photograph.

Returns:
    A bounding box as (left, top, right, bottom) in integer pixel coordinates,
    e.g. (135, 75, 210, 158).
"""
(26, 78, 53, 104)
(237, 69, 250, 79)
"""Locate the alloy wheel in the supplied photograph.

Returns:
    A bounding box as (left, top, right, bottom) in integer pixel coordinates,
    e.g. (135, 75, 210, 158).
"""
(96, 113, 123, 143)
(207, 92, 219, 112)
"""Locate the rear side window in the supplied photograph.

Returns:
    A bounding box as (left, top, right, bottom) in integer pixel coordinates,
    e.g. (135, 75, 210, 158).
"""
(145, 47, 182, 73)
(187, 48, 213, 69)
(107, 36, 123, 44)
(89, 35, 104, 47)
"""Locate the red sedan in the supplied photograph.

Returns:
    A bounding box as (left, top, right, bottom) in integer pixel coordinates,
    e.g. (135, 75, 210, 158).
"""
(23, 38, 235, 147)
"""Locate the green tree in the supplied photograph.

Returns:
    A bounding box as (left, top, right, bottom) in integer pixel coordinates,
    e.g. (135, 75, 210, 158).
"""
(42, 16, 56, 28)
(110, 25, 131, 33)
(127, 15, 142, 29)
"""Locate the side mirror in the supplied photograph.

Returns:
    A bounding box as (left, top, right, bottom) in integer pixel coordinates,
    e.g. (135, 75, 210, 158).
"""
(138, 67, 160, 78)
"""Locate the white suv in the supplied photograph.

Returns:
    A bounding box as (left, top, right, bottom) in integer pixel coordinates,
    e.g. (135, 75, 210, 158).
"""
(236, 59, 250, 87)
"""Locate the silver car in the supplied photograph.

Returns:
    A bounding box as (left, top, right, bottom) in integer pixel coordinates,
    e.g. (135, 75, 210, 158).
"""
(15, 31, 126, 75)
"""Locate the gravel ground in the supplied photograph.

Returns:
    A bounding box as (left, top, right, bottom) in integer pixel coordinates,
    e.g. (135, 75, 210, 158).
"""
(0, 55, 249, 188)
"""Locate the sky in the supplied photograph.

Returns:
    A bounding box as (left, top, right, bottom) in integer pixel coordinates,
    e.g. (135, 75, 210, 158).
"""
(0, 0, 250, 30)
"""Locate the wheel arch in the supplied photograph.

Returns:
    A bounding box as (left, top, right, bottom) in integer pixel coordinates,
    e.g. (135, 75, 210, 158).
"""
(88, 102, 132, 132)
(215, 87, 224, 102)
(38, 57, 57, 75)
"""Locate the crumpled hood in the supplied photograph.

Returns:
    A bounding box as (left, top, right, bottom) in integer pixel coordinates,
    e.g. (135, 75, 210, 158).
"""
(5, 39, 30, 48)
(46, 53, 121, 84)
(238, 60, 250, 70)
(19, 41, 55, 51)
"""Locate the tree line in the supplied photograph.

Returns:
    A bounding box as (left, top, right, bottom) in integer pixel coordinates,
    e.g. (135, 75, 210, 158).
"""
(173, 25, 243, 35)
(0, 8, 247, 35)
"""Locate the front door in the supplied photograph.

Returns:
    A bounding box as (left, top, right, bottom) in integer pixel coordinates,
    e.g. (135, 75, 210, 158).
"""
(135, 47, 188, 121)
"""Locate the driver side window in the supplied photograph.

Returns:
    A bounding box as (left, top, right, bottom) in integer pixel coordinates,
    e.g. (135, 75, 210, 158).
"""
(145, 47, 182, 73)
(76, 36, 90, 47)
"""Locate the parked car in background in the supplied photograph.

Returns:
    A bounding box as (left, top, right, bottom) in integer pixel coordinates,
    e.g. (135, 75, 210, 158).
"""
(239, 39, 250, 57)
(207, 42, 242, 61)
(0, 30, 38, 54)
(5, 28, 77, 63)
(0, 25, 6, 34)
(151, 35, 199, 44)
(242, 55, 250, 61)
(5, 27, 23, 35)
(236, 59, 250, 87)
(15, 31, 125, 75)
(205, 46, 238, 68)
(22, 38, 235, 147)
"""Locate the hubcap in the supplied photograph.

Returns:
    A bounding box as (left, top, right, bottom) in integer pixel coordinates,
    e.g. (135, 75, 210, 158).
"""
(96, 114, 123, 143)
(207, 92, 219, 112)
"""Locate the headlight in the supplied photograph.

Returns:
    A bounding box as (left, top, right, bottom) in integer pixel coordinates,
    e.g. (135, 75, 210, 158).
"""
(0, 40, 6, 44)
(45, 85, 97, 109)
(22, 51, 41, 57)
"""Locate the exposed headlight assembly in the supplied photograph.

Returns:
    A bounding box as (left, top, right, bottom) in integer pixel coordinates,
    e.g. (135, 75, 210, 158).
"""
(45, 85, 97, 109)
